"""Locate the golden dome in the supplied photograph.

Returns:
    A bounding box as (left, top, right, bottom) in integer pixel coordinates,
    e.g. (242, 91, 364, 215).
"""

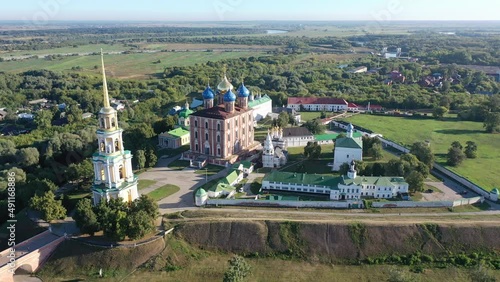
(217, 74, 234, 91)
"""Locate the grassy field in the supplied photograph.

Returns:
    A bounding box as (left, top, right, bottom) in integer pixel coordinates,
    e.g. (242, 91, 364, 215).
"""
(195, 164, 225, 176)
(0, 51, 267, 79)
(345, 114, 500, 190)
(147, 184, 180, 201)
(299, 111, 322, 121)
(167, 160, 190, 170)
(138, 179, 157, 190)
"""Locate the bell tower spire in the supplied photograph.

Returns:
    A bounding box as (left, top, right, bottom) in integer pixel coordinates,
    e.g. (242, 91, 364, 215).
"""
(101, 49, 111, 108)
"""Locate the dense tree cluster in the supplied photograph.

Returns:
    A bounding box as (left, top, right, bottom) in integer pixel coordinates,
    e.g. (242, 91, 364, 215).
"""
(447, 141, 478, 166)
(73, 195, 159, 240)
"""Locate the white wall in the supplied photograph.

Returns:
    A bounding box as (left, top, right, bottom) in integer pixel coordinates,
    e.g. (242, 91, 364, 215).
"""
(371, 197, 483, 208)
(333, 147, 362, 171)
(206, 199, 359, 208)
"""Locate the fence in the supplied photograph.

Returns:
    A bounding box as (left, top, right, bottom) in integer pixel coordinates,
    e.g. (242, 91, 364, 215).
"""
(206, 199, 359, 209)
(371, 196, 483, 208)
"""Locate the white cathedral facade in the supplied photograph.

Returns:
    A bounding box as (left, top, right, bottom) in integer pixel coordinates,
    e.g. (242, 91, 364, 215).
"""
(92, 52, 139, 205)
(262, 127, 287, 168)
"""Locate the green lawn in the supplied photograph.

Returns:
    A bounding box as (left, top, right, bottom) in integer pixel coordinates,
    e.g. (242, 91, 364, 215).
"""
(147, 184, 180, 201)
(299, 112, 322, 122)
(167, 160, 190, 170)
(195, 164, 225, 176)
(345, 114, 500, 190)
(287, 144, 334, 161)
(138, 179, 157, 190)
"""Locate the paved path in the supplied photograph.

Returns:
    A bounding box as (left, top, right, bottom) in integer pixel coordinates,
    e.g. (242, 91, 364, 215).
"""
(138, 155, 230, 214)
(0, 231, 60, 268)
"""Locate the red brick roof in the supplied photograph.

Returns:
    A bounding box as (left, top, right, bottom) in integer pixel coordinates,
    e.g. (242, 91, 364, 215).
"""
(348, 102, 358, 108)
(287, 97, 348, 105)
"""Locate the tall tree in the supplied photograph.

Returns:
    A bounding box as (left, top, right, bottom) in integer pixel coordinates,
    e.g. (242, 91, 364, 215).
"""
(29, 191, 67, 222)
(368, 143, 383, 160)
(34, 109, 53, 129)
(432, 106, 448, 119)
(447, 147, 466, 166)
(464, 141, 478, 159)
(126, 210, 155, 240)
(146, 149, 158, 168)
(483, 112, 500, 133)
(16, 147, 40, 168)
(73, 198, 100, 235)
(406, 171, 425, 193)
(136, 150, 146, 169)
(451, 141, 463, 150)
(410, 142, 434, 169)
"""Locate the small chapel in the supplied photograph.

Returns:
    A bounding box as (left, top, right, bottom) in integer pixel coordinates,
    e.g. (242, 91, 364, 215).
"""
(332, 123, 363, 171)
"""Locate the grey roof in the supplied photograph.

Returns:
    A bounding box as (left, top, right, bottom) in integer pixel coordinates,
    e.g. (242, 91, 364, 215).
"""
(283, 127, 313, 137)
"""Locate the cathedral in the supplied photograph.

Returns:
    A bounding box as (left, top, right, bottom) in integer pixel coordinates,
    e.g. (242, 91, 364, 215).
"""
(183, 74, 257, 166)
(91, 51, 139, 205)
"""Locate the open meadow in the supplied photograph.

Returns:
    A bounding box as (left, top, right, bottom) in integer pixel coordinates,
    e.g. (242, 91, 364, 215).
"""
(345, 114, 500, 190)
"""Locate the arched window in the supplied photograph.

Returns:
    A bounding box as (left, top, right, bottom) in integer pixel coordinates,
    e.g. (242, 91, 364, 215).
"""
(217, 123, 221, 131)
(119, 165, 124, 179)
(115, 139, 119, 151)
(111, 118, 116, 128)
(205, 121, 208, 129)
(100, 118, 104, 128)
(217, 135, 221, 143)
(195, 144, 199, 152)
(194, 120, 198, 127)
(195, 131, 198, 139)
(100, 142, 105, 152)
(205, 133, 208, 141)
(217, 147, 221, 156)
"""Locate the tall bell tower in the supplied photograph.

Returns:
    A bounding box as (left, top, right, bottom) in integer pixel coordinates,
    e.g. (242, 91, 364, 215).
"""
(92, 50, 139, 205)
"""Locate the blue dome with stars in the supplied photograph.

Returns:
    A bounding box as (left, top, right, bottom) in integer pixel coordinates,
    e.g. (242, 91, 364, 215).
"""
(237, 83, 250, 97)
(202, 86, 215, 100)
(223, 89, 236, 102)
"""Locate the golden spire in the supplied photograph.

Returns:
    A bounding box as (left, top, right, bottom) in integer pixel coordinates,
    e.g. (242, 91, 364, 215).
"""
(101, 49, 111, 108)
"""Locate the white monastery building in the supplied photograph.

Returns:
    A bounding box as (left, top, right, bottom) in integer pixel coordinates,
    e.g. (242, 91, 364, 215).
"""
(287, 97, 348, 112)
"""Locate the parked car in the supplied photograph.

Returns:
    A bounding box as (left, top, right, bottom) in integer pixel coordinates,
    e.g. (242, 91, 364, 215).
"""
(425, 189, 433, 193)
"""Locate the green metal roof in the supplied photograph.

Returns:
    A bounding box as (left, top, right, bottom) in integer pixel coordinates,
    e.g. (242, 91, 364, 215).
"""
(315, 132, 362, 141)
(224, 169, 240, 185)
(167, 127, 190, 138)
(179, 108, 194, 118)
(195, 188, 207, 197)
(208, 183, 235, 193)
(263, 171, 340, 189)
(335, 137, 363, 149)
(248, 94, 272, 108)
(240, 161, 253, 169)
(341, 176, 406, 186)
(491, 188, 499, 195)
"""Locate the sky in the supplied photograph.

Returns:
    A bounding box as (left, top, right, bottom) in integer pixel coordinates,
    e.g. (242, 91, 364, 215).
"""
(2, 0, 500, 22)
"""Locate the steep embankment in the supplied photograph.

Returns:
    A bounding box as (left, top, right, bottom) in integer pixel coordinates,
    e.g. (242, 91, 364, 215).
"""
(38, 237, 165, 279)
(174, 220, 500, 262)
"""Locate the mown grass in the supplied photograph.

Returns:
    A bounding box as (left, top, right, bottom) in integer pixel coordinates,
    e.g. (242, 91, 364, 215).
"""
(147, 184, 180, 201)
(167, 160, 190, 170)
(345, 114, 500, 190)
(138, 179, 157, 190)
(299, 111, 322, 122)
(194, 164, 224, 176)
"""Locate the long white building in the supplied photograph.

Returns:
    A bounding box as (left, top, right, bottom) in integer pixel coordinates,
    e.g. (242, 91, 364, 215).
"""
(262, 161, 408, 201)
(287, 97, 348, 112)
(248, 94, 272, 122)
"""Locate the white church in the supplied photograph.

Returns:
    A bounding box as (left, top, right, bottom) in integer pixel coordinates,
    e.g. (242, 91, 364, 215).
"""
(262, 127, 287, 168)
(332, 123, 363, 171)
(92, 51, 139, 205)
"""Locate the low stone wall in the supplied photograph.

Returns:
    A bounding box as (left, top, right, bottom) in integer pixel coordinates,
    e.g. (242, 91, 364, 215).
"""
(206, 199, 357, 209)
(372, 197, 482, 208)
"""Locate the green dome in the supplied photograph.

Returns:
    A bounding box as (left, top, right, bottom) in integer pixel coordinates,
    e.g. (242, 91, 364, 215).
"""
(491, 188, 499, 195)
(195, 188, 207, 197)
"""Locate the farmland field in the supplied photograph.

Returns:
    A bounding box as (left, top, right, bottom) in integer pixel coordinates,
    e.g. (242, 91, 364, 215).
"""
(345, 114, 500, 190)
